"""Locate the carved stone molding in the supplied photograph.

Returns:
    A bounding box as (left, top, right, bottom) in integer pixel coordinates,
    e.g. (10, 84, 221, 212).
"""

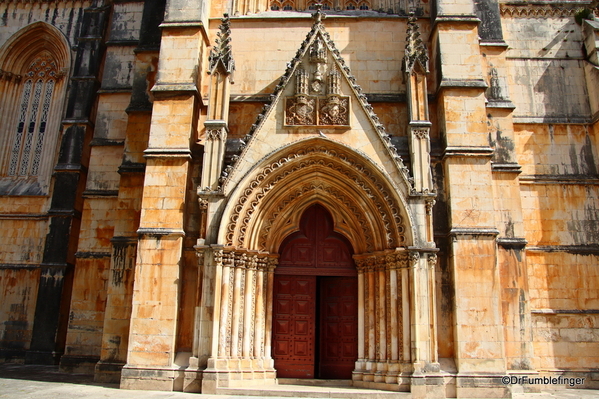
(427, 253, 437, 269)
(409, 251, 420, 267)
(499, 3, 594, 18)
(285, 96, 316, 125)
(403, 13, 429, 75)
(318, 96, 349, 125)
(224, 144, 406, 251)
(425, 198, 435, 215)
(206, 129, 227, 141)
(412, 128, 429, 140)
(258, 182, 375, 252)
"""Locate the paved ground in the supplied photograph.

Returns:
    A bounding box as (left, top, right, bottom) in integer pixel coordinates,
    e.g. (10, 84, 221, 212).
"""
(0, 363, 598, 398)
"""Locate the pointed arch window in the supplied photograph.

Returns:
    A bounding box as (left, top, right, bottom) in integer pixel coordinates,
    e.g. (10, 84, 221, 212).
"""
(0, 22, 70, 195)
(8, 54, 59, 177)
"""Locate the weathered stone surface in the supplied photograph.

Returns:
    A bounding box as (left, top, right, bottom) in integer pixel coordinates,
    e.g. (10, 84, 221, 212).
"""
(0, 1, 597, 398)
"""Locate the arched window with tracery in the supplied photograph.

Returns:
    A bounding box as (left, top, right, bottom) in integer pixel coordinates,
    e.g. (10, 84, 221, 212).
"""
(8, 54, 60, 177)
(0, 22, 70, 195)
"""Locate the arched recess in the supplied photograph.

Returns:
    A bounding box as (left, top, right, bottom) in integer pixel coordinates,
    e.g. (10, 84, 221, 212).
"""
(0, 22, 71, 195)
(218, 137, 416, 254)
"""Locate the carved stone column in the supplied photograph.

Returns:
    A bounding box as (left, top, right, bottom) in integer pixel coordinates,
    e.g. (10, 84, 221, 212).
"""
(353, 250, 411, 391)
(404, 15, 433, 195)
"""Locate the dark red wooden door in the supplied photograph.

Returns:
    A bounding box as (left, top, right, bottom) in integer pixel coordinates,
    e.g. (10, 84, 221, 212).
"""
(272, 275, 316, 378)
(273, 205, 357, 379)
(318, 276, 358, 379)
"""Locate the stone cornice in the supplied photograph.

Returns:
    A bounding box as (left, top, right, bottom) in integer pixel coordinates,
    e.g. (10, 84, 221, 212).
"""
(500, 2, 598, 18)
(443, 146, 494, 158)
(137, 227, 186, 237)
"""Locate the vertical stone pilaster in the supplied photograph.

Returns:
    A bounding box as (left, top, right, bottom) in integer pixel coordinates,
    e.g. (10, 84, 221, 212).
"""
(120, 0, 207, 388)
(431, 0, 509, 394)
(94, 0, 164, 379)
(200, 250, 277, 393)
(31, 2, 110, 367)
(95, 238, 137, 382)
(404, 14, 433, 196)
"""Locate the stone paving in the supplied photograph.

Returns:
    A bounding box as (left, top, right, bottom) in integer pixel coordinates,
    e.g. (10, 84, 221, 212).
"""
(0, 364, 598, 399)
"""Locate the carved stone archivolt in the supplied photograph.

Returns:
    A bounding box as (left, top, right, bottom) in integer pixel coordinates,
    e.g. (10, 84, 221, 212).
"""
(258, 183, 375, 252)
(223, 142, 408, 252)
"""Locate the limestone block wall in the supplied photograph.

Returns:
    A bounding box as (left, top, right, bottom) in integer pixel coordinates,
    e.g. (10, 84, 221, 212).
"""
(61, 0, 148, 373)
(0, 1, 91, 47)
(0, 0, 93, 363)
(515, 122, 599, 374)
(502, 15, 590, 123)
(226, 18, 413, 95)
(0, 268, 40, 355)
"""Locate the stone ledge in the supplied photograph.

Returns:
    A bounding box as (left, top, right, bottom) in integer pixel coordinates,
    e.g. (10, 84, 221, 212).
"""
(137, 227, 186, 237)
(74, 251, 111, 259)
(487, 100, 516, 109)
(439, 79, 488, 90)
(497, 237, 527, 250)
(143, 148, 192, 158)
(492, 163, 522, 173)
(531, 308, 599, 315)
(526, 244, 599, 255)
(449, 227, 500, 237)
(443, 146, 494, 158)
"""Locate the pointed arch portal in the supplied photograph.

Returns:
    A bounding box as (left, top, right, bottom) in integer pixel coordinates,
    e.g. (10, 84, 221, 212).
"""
(192, 11, 439, 393)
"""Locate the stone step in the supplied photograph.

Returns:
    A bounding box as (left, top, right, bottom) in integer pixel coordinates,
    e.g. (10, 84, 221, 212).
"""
(217, 380, 411, 399)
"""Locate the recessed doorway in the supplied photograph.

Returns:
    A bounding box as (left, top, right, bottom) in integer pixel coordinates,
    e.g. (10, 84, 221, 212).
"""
(272, 204, 358, 379)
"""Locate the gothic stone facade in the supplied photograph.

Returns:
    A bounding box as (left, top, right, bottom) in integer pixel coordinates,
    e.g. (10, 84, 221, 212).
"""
(0, 0, 598, 398)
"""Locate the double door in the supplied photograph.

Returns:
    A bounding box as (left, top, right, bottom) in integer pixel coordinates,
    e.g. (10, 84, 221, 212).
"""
(272, 274, 358, 379)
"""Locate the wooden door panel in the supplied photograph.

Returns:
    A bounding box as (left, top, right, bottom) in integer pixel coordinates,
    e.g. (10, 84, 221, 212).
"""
(318, 276, 358, 379)
(273, 205, 357, 380)
(272, 275, 316, 378)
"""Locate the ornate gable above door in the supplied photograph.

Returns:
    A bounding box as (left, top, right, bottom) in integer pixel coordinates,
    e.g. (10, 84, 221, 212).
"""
(218, 6, 412, 199)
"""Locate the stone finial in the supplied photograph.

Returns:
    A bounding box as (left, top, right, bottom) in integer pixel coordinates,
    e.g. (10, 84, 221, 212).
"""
(403, 13, 429, 74)
(327, 66, 341, 96)
(311, 3, 326, 25)
(208, 13, 236, 78)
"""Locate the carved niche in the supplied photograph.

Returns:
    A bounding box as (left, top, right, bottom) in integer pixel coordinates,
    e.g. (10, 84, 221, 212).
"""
(284, 40, 350, 127)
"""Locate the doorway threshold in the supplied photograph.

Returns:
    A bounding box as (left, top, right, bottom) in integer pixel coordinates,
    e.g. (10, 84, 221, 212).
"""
(216, 379, 411, 398)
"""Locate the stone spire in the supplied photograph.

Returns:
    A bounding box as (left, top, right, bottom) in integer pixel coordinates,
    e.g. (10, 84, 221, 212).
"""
(208, 13, 235, 79)
(403, 13, 429, 75)
(311, 3, 326, 26)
